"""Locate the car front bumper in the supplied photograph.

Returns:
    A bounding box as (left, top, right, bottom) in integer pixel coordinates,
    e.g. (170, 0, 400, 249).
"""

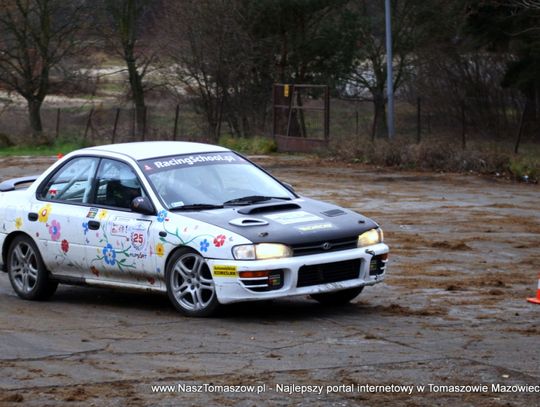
(207, 243, 388, 304)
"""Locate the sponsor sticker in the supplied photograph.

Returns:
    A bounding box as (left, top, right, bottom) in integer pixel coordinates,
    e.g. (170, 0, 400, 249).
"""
(108, 217, 150, 252)
(296, 222, 335, 232)
(213, 265, 237, 277)
(140, 152, 246, 173)
(264, 211, 323, 225)
(86, 207, 99, 218)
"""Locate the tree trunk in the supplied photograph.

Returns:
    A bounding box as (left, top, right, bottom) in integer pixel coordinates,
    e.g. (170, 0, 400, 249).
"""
(371, 92, 387, 140)
(27, 98, 45, 144)
(126, 58, 146, 140)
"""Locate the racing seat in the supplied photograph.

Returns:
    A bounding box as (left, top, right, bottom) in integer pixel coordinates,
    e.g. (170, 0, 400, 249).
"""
(103, 180, 141, 208)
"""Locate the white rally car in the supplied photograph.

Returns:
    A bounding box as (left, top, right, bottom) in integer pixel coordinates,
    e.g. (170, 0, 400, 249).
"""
(0, 142, 388, 316)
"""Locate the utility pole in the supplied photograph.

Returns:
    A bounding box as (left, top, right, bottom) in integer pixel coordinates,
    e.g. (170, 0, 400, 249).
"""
(385, 0, 395, 139)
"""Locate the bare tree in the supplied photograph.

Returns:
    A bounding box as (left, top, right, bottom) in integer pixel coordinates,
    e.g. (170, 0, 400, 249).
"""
(0, 0, 86, 142)
(158, 0, 264, 140)
(343, 0, 431, 139)
(102, 0, 156, 140)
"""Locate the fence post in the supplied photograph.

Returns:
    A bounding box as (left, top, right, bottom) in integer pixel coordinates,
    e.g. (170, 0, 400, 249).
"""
(416, 97, 421, 143)
(55, 108, 61, 139)
(173, 104, 180, 140)
(83, 107, 94, 143)
(355, 106, 359, 138)
(514, 101, 527, 154)
(324, 86, 330, 142)
(461, 101, 466, 150)
(142, 106, 147, 141)
(112, 108, 120, 143)
(131, 106, 135, 139)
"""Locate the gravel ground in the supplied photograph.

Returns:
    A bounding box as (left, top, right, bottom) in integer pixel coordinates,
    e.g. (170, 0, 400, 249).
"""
(0, 155, 538, 406)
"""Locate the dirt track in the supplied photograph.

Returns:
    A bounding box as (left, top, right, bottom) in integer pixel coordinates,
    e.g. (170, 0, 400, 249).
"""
(0, 155, 538, 406)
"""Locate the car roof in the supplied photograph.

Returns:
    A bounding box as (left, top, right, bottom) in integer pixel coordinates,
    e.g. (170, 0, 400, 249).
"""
(83, 141, 230, 161)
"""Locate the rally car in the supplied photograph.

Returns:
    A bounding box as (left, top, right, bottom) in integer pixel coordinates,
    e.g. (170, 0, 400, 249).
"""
(0, 142, 388, 316)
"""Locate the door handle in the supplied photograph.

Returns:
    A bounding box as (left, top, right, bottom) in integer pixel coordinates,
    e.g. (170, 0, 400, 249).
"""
(88, 220, 101, 230)
(28, 212, 38, 221)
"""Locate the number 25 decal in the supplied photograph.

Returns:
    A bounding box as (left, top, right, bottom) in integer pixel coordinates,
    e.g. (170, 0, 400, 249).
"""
(131, 232, 146, 250)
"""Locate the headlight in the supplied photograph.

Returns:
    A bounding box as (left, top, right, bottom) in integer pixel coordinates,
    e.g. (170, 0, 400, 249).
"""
(357, 228, 383, 247)
(232, 243, 293, 260)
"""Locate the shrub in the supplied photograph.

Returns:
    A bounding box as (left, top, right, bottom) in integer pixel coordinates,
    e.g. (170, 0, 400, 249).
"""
(219, 135, 277, 154)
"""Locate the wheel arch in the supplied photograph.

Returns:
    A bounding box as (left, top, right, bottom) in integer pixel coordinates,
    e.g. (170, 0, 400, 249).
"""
(164, 244, 202, 271)
(1, 231, 37, 273)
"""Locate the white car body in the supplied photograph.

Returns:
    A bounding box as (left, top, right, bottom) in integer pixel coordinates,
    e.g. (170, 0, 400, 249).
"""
(0, 142, 389, 316)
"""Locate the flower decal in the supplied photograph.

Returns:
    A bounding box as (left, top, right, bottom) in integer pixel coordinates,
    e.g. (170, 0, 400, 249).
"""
(155, 242, 165, 257)
(48, 220, 61, 241)
(199, 239, 210, 252)
(213, 234, 226, 248)
(82, 222, 89, 235)
(15, 217, 23, 230)
(157, 210, 168, 222)
(97, 209, 108, 221)
(38, 204, 52, 223)
(90, 266, 100, 277)
(102, 243, 116, 265)
(61, 239, 69, 253)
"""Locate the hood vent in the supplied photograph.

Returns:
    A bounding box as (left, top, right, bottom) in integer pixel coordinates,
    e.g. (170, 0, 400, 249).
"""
(322, 209, 346, 217)
(229, 217, 269, 227)
(238, 202, 301, 215)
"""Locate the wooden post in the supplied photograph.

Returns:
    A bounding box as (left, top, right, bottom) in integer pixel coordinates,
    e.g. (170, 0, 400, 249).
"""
(371, 107, 378, 143)
(271, 85, 276, 139)
(355, 106, 359, 138)
(55, 108, 61, 139)
(131, 106, 135, 139)
(112, 108, 120, 143)
(173, 104, 180, 140)
(141, 106, 147, 141)
(514, 102, 527, 154)
(416, 97, 421, 143)
(83, 107, 94, 143)
(285, 85, 295, 138)
(461, 101, 466, 150)
(324, 86, 330, 142)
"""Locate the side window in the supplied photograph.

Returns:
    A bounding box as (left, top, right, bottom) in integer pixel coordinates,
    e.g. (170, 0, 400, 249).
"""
(95, 159, 144, 209)
(38, 157, 98, 204)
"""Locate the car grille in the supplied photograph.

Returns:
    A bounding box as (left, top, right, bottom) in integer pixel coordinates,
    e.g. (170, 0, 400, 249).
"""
(297, 259, 361, 288)
(291, 236, 358, 256)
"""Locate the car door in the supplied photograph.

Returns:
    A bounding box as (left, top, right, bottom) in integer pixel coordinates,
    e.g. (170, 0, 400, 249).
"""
(34, 156, 100, 279)
(84, 158, 160, 289)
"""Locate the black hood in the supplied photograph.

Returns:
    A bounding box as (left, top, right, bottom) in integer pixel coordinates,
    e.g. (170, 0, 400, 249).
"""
(179, 197, 378, 246)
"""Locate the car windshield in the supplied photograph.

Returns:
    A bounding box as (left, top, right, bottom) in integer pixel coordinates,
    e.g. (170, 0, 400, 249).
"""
(139, 151, 294, 209)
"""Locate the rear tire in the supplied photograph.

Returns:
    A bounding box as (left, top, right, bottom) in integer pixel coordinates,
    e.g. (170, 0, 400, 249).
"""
(165, 248, 220, 317)
(7, 235, 58, 300)
(310, 287, 363, 305)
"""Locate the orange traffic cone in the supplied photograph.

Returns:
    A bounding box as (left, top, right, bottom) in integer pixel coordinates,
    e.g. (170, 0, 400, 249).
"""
(526, 274, 540, 304)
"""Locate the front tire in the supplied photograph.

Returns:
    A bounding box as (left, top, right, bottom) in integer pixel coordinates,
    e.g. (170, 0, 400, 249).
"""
(165, 248, 219, 317)
(7, 235, 58, 300)
(310, 287, 363, 305)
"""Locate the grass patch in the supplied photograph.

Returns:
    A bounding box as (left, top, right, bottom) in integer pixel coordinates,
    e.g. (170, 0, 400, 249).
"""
(219, 135, 277, 154)
(329, 138, 540, 182)
(0, 137, 89, 157)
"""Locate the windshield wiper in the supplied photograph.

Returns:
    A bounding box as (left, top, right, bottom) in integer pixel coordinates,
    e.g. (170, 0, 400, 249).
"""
(223, 195, 291, 206)
(169, 203, 224, 211)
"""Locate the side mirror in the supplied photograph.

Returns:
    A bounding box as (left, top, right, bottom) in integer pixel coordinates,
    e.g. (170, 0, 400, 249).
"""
(130, 196, 155, 215)
(282, 182, 295, 193)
